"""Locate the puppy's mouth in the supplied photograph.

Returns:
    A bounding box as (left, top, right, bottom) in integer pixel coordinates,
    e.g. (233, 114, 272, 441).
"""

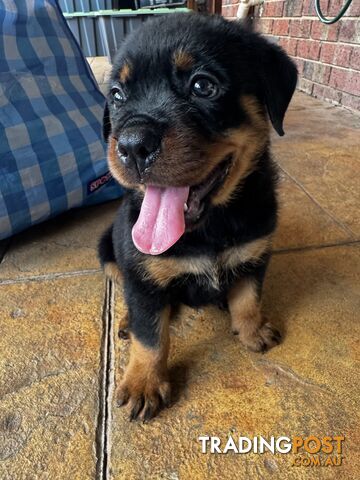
(132, 155, 232, 255)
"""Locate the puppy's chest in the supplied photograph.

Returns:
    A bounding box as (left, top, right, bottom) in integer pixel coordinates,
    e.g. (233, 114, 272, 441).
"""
(177, 253, 245, 291)
(141, 236, 271, 289)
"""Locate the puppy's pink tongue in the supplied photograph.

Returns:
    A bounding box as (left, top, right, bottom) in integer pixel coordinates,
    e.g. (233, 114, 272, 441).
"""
(132, 185, 190, 255)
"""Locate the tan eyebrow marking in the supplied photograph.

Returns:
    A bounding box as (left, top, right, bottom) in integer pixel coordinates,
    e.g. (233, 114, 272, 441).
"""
(173, 50, 194, 70)
(119, 62, 131, 83)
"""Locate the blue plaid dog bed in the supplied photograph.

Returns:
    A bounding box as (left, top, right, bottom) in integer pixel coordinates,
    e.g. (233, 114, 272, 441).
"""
(0, 0, 122, 240)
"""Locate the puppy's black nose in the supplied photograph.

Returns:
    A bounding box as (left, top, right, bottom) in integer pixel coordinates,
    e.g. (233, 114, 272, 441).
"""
(117, 127, 160, 174)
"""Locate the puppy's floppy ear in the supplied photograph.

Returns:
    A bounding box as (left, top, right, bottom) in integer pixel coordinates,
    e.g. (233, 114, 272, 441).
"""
(258, 42, 298, 136)
(102, 101, 111, 143)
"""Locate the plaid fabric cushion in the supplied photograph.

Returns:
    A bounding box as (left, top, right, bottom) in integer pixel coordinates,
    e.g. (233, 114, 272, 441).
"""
(0, 0, 122, 240)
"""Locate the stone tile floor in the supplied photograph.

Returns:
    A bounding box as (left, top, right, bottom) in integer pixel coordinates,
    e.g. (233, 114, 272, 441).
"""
(0, 57, 359, 479)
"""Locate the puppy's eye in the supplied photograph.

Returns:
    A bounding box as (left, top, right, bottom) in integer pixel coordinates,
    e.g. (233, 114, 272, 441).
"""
(110, 86, 125, 102)
(191, 77, 218, 98)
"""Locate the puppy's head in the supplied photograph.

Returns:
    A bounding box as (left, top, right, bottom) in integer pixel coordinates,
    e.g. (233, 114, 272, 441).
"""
(104, 13, 297, 255)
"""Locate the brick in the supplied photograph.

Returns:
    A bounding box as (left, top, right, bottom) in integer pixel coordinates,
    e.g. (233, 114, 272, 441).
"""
(313, 83, 342, 104)
(320, 43, 336, 64)
(328, 0, 359, 17)
(279, 37, 298, 56)
(328, 0, 346, 16)
(350, 46, 360, 71)
(341, 93, 360, 112)
(311, 20, 339, 42)
(222, 4, 237, 17)
(314, 63, 332, 84)
(303, 60, 314, 80)
(257, 18, 274, 35)
(299, 78, 314, 95)
(297, 39, 321, 60)
(303, 61, 331, 85)
(262, 1, 284, 17)
(339, 20, 360, 44)
(272, 19, 289, 36)
(334, 45, 353, 68)
(346, 2, 360, 16)
(294, 57, 305, 75)
(312, 83, 325, 98)
(231, 1, 359, 111)
(329, 67, 348, 91)
(287, 37, 298, 55)
(278, 37, 288, 50)
(302, 0, 317, 16)
(283, 0, 303, 17)
(344, 70, 360, 96)
(289, 19, 311, 38)
(221, 0, 239, 4)
(222, 4, 229, 16)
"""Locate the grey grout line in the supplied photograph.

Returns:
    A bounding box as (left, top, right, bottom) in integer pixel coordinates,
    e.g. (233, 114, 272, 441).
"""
(104, 280, 115, 480)
(273, 239, 360, 255)
(1, 236, 360, 287)
(95, 279, 115, 480)
(278, 165, 357, 239)
(95, 279, 110, 480)
(0, 268, 101, 285)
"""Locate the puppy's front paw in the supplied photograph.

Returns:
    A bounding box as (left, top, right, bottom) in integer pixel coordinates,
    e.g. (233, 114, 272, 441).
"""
(235, 321, 281, 353)
(117, 371, 171, 422)
(118, 312, 129, 339)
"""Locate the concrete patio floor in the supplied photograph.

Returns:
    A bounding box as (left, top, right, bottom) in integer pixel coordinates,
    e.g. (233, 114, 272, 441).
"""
(0, 57, 359, 479)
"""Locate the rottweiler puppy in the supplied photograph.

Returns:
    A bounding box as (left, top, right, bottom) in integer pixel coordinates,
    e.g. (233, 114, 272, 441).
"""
(99, 13, 297, 421)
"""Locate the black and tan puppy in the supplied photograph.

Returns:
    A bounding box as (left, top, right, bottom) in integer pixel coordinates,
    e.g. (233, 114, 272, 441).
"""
(99, 13, 297, 421)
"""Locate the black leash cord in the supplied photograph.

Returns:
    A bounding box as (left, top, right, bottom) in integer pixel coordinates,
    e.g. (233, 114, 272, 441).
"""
(315, 0, 353, 25)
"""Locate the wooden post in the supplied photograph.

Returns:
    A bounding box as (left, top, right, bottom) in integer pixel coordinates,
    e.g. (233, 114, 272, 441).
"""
(187, 0, 198, 11)
(212, 0, 222, 14)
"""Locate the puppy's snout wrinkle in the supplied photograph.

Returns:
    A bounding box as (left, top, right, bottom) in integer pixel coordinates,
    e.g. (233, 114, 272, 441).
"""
(117, 126, 160, 175)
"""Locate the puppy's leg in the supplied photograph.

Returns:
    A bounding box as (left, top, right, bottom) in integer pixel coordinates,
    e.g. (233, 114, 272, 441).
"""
(117, 288, 170, 421)
(98, 225, 123, 284)
(228, 275, 281, 352)
(98, 226, 128, 337)
(118, 312, 129, 339)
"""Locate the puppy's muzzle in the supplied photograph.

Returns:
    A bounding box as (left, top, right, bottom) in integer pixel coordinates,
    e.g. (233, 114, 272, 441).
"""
(117, 126, 161, 176)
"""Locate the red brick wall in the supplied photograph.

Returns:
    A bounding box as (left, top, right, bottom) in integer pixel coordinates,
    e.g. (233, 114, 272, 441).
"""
(222, 1, 360, 112)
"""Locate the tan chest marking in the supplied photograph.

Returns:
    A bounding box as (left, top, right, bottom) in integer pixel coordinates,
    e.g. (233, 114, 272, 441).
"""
(141, 236, 271, 289)
(219, 236, 271, 270)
